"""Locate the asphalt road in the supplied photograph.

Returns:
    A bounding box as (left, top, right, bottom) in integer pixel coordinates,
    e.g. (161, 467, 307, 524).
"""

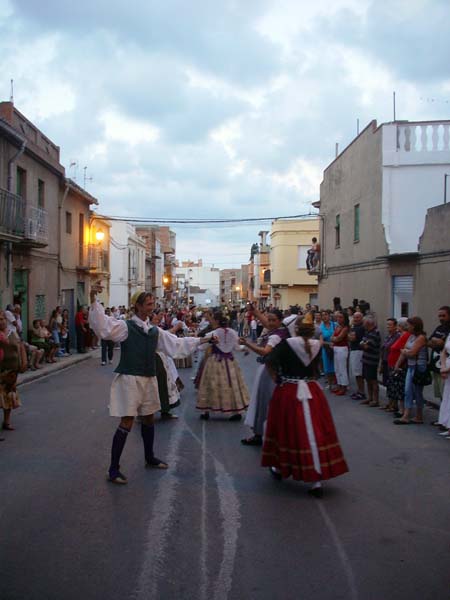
(0, 352, 449, 600)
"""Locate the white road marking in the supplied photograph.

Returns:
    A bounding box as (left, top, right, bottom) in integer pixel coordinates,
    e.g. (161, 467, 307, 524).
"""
(184, 423, 241, 600)
(317, 501, 359, 600)
(212, 457, 241, 600)
(133, 412, 186, 600)
(199, 422, 209, 600)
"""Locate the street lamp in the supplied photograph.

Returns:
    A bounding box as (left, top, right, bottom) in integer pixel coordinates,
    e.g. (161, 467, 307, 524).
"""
(95, 230, 105, 242)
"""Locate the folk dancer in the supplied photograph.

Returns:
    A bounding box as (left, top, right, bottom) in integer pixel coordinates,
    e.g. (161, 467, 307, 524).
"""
(262, 314, 349, 497)
(241, 308, 289, 446)
(89, 287, 201, 484)
(196, 312, 250, 420)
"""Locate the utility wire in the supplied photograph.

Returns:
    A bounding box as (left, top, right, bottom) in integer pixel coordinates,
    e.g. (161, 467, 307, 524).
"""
(92, 212, 316, 224)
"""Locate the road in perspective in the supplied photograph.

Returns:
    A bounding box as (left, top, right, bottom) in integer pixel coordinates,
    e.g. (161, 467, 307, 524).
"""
(0, 354, 449, 600)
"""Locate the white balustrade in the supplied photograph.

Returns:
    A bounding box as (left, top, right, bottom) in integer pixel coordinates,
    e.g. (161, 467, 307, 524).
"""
(397, 122, 450, 153)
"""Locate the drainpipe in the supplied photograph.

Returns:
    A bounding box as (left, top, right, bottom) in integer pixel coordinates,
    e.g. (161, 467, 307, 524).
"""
(7, 139, 26, 192)
(6, 140, 26, 288)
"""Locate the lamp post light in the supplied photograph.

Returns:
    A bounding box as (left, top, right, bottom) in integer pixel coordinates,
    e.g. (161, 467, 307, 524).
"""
(95, 230, 105, 242)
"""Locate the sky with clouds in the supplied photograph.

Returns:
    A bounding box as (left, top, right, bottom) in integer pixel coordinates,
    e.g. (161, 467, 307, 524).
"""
(1, 0, 449, 267)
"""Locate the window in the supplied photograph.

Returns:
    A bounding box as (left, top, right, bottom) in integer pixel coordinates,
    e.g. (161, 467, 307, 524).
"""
(354, 204, 360, 242)
(392, 276, 413, 319)
(78, 213, 84, 265)
(335, 214, 340, 248)
(35, 295, 46, 320)
(38, 179, 45, 208)
(66, 212, 72, 234)
(16, 167, 26, 199)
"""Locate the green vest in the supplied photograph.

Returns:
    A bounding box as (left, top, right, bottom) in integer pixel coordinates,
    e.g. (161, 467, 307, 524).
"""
(115, 320, 159, 377)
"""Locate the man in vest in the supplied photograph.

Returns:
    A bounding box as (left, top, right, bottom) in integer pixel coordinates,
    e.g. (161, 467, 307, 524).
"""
(89, 285, 202, 484)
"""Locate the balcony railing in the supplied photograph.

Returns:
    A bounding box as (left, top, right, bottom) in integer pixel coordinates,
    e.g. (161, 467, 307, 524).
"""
(25, 205, 48, 245)
(0, 188, 25, 238)
(397, 122, 450, 153)
(0, 188, 48, 245)
(86, 245, 109, 272)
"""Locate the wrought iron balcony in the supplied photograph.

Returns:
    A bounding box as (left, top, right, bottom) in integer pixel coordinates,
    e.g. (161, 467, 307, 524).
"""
(0, 188, 48, 246)
(85, 244, 109, 272)
(0, 187, 25, 240)
(24, 204, 48, 246)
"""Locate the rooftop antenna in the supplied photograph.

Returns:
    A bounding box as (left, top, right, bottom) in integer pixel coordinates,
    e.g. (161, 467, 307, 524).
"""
(83, 166, 93, 188)
(356, 118, 360, 135)
(69, 160, 78, 181)
(10, 79, 14, 102)
(393, 90, 396, 121)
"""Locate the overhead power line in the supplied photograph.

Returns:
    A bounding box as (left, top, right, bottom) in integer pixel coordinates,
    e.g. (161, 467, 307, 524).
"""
(92, 212, 317, 224)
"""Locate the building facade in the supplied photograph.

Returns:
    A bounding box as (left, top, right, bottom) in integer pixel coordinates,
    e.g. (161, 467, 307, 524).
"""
(0, 102, 60, 335)
(176, 259, 220, 307)
(270, 218, 319, 309)
(109, 220, 145, 307)
(220, 268, 242, 306)
(318, 119, 450, 333)
(247, 231, 270, 308)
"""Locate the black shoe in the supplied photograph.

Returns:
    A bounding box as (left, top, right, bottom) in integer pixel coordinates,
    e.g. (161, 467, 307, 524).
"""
(108, 469, 128, 484)
(200, 412, 209, 420)
(241, 435, 262, 446)
(393, 412, 403, 419)
(145, 457, 169, 469)
(229, 414, 242, 422)
(270, 467, 282, 481)
(308, 486, 324, 498)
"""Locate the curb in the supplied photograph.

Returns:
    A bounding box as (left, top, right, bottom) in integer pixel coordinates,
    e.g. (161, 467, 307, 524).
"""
(17, 350, 98, 387)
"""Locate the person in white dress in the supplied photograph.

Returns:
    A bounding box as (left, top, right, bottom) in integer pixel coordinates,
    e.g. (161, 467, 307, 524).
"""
(88, 285, 202, 484)
(437, 334, 450, 438)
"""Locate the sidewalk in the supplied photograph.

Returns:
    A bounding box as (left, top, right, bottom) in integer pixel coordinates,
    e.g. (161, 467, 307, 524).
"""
(17, 348, 101, 387)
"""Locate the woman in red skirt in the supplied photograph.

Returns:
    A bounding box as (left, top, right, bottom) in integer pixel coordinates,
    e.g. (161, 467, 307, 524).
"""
(262, 315, 349, 497)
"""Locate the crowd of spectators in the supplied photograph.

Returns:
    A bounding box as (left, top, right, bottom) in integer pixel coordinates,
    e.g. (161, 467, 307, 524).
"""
(1, 294, 449, 440)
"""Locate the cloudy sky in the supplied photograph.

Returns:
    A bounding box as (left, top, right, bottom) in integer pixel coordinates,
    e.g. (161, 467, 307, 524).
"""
(1, 0, 449, 267)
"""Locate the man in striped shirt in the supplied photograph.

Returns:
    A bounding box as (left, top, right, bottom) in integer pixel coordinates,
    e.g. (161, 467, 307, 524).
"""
(360, 315, 381, 407)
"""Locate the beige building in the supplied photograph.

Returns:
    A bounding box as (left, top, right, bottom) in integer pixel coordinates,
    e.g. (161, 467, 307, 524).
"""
(220, 268, 242, 305)
(59, 181, 110, 321)
(270, 218, 319, 309)
(0, 101, 107, 341)
(247, 231, 271, 308)
(0, 101, 61, 334)
(318, 118, 450, 335)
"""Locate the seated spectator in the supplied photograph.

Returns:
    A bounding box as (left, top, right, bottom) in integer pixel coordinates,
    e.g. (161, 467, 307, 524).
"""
(30, 319, 58, 363)
(360, 315, 381, 407)
(394, 317, 428, 425)
(49, 308, 64, 357)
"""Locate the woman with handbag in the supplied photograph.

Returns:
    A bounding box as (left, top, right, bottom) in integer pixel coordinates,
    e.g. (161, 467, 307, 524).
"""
(393, 317, 428, 425)
(0, 310, 21, 431)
